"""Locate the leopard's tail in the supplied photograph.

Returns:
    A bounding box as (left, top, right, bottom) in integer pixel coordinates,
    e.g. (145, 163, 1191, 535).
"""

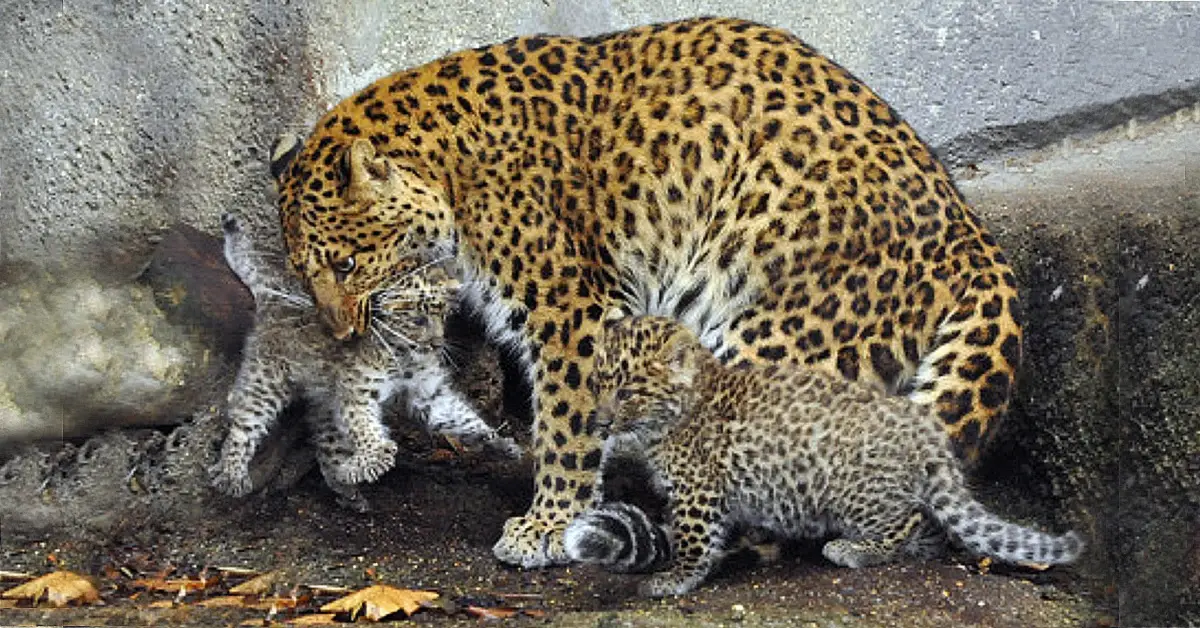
(563, 502, 672, 573)
(925, 458, 1083, 565)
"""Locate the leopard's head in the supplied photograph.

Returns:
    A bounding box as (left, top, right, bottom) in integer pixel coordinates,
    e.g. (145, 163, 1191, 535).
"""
(275, 131, 456, 340)
(590, 312, 705, 441)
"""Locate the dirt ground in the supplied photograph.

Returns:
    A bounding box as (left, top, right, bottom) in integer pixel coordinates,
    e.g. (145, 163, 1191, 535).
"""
(13, 110, 1196, 628)
(0, 417, 1107, 627)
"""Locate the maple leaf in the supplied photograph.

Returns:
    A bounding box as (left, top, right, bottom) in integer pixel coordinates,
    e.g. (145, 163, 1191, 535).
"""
(466, 605, 517, 619)
(2, 571, 100, 607)
(197, 595, 248, 607)
(229, 570, 282, 595)
(132, 575, 219, 593)
(320, 584, 439, 621)
(244, 592, 311, 611)
(0, 570, 34, 581)
(466, 605, 547, 620)
(289, 613, 339, 625)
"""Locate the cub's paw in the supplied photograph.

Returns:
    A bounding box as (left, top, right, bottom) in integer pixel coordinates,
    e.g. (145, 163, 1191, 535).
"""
(209, 461, 253, 498)
(332, 439, 398, 485)
(484, 434, 523, 459)
(492, 514, 571, 568)
(326, 478, 372, 513)
(821, 538, 896, 568)
(638, 571, 703, 598)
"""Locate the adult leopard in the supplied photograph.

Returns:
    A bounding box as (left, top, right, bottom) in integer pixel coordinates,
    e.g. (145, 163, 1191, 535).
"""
(274, 16, 1023, 568)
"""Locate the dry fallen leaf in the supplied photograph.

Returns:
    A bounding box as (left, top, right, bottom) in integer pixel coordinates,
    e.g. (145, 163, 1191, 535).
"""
(197, 595, 248, 607)
(0, 571, 34, 581)
(320, 584, 439, 621)
(306, 583, 352, 594)
(427, 448, 458, 462)
(132, 575, 219, 593)
(243, 592, 311, 611)
(1015, 560, 1051, 571)
(466, 605, 518, 619)
(230, 571, 282, 595)
(977, 556, 993, 575)
(2, 571, 100, 607)
(289, 613, 339, 625)
(216, 566, 260, 576)
(466, 605, 546, 620)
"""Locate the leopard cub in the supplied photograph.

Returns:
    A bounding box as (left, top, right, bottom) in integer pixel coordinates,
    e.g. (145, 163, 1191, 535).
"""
(565, 314, 1081, 597)
(210, 213, 520, 507)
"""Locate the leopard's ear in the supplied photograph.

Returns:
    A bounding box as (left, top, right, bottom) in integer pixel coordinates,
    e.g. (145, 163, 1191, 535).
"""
(269, 132, 303, 184)
(345, 138, 388, 203)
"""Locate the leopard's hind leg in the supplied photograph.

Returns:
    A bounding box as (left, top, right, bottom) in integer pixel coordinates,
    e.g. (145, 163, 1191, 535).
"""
(907, 269, 1023, 465)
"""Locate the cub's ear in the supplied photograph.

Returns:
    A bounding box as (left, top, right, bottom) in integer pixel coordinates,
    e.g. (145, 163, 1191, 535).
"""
(601, 306, 628, 330)
(269, 132, 303, 183)
(664, 330, 701, 387)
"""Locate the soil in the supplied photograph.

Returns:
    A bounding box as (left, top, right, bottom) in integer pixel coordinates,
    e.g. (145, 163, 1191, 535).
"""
(0, 420, 1107, 627)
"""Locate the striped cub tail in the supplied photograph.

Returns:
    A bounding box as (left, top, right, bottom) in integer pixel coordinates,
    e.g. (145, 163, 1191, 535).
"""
(926, 462, 1083, 565)
(564, 502, 673, 573)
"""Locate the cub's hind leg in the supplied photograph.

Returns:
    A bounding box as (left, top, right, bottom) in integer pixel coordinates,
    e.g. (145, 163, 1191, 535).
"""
(822, 508, 926, 568)
(306, 403, 371, 512)
(330, 367, 398, 485)
(640, 484, 734, 597)
(211, 354, 291, 497)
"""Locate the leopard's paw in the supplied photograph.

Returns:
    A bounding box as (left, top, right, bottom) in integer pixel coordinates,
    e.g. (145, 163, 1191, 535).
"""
(492, 513, 572, 568)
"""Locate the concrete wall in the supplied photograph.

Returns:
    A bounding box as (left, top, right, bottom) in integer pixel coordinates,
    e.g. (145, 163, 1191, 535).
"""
(0, 0, 1196, 270)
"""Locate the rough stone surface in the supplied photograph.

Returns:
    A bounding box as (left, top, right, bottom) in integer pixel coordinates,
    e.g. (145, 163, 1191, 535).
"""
(960, 115, 1200, 627)
(0, 0, 1197, 268)
(0, 266, 214, 444)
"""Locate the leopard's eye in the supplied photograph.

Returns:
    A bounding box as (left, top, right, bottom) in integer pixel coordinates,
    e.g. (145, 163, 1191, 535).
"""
(331, 256, 356, 277)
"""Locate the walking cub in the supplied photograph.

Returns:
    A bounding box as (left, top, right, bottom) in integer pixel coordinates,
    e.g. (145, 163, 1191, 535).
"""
(210, 213, 520, 506)
(565, 314, 1081, 597)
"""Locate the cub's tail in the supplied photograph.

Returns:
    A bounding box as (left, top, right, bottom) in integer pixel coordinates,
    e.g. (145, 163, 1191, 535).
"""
(926, 460, 1083, 565)
(563, 502, 672, 573)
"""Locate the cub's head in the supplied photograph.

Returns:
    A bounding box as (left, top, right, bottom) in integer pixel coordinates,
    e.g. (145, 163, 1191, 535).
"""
(274, 130, 455, 340)
(372, 262, 461, 353)
(590, 312, 706, 438)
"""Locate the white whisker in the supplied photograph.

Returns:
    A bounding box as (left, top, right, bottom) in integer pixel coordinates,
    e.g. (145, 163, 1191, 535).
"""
(370, 325, 401, 358)
(258, 286, 313, 307)
(373, 317, 416, 348)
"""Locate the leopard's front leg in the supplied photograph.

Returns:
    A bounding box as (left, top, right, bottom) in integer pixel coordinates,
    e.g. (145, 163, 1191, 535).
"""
(492, 313, 604, 568)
